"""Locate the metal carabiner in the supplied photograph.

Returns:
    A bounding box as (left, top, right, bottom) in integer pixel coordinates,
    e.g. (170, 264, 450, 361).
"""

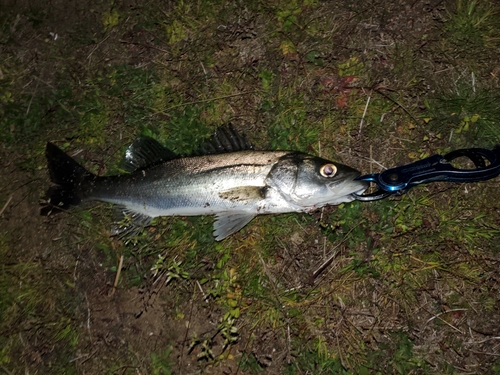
(353, 146, 500, 201)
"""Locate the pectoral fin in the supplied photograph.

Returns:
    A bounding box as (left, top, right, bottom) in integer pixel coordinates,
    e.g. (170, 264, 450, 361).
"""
(213, 212, 255, 241)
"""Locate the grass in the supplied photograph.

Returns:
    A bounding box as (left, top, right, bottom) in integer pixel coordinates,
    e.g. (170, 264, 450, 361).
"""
(426, 82, 500, 147)
(1, 0, 500, 374)
(0, 235, 81, 373)
(444, 0, 500, 55)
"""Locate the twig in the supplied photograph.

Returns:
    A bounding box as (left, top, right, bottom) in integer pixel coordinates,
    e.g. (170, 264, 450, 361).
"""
(1, 365, 14, 375)
(469, 337, 500, 344)
(426, 308, 468, 323)
(312, 250, 339, 280)
(180, 297, 196, 370)
(119, 39, 170, 54)
(369, 144, 373, 175)
(69, 352, 90, 363)
(312, 225, 357, 282)
(32, 75, 55, 89)
(358, 95, 371, 137)
(84, 292, 92, 339)
(258, 252, 277, 286)
(323, 236, 326, 259)
(286, 320, 292, 364)
(375, 87, 419, 124)
(196, 280, 207, 301)
(469, 350, 500, 357)
(111, 254, 124, 295)
(364, 158, 387, 170)
(427, 313, 465, 334)
(87, 34, 111, 61)
(338, 151, 388, 170)
(0, 195, 13, 216)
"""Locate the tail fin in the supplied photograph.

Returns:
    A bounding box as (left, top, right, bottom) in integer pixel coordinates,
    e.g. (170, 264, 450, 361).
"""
(43, 142, 94, 214)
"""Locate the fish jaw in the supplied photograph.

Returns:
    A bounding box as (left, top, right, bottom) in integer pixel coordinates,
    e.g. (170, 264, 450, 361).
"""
(297, 174, 369, 212)
(323, 171, 369, 204)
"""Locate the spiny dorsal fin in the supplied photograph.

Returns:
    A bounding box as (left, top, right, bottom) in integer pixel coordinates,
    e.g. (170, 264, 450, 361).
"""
(198, 124, 254, 155)
(124, 126, 252, 171)
(122, 136, 177, 172)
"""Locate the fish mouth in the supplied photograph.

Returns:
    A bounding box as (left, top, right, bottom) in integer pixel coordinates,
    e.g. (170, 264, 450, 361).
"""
(349, 190, 368, 200)
(324, 172, 369, 203)
(348, 176, 370, 199)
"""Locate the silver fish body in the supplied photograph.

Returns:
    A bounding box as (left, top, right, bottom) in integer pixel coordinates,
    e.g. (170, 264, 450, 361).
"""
(45, 129, 368, 240)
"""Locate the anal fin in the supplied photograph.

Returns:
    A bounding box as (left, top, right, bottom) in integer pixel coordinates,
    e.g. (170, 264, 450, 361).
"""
(213, 212, 255, 241)
(111, 205, 153, 240)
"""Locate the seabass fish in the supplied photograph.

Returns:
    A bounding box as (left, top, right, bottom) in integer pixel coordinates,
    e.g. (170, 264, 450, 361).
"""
(44, 126, 368, 240)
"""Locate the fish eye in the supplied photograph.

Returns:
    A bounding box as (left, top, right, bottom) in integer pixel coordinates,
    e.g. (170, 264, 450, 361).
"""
(320, 163, 337, 177)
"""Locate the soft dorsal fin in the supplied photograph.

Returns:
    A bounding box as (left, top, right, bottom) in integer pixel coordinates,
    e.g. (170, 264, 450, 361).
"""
(198, 124, 254, 155)
(123, 136, 177, 172)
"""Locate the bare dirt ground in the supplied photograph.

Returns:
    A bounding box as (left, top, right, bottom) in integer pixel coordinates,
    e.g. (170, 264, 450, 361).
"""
(1, 0, 500, 374)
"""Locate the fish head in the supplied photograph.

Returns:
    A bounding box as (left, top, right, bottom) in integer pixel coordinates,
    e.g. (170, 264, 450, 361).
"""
(267, 153, 369, 209)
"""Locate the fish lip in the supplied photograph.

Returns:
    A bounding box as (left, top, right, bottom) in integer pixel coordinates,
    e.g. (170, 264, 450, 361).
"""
(348, 176, 370, 199)
(324, 172, 369, 202)
(349, 190, 368, 199)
